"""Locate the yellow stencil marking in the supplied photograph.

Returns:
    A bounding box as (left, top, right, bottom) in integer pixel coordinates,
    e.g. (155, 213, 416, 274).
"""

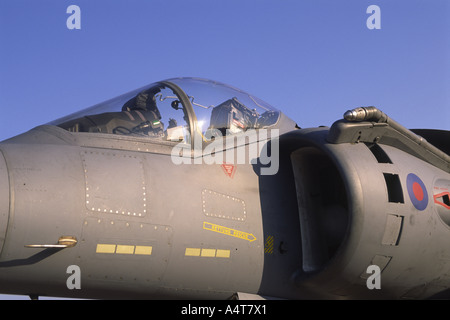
(201, 248, 216, 257)
(216, 249, 231, 258)
(135, 246, 153, 255)
(203, 222, 256, 242)
(96, 244, 116, 254)
(185, 247, 230, 259)
(96, 244, 152, 255)
(185, 248, 201, 257)
(116, 245, 135, 254)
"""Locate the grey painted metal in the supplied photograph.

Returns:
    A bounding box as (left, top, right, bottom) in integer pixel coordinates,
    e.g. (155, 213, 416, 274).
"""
(0, 79, 448, 299)
(0, 151, 8, 258)
(0, 124, 301, 299)
(342, 106, 450, 173)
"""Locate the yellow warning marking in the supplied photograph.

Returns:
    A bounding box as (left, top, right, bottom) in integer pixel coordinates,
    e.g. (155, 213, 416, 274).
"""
(264, 235, 274, 254)
(96, 244, 152, 255)
(116, 245, 135, 254)
(201, 248, 216, 257)
(185, 247, 230, 259)
(185, 248, 201, 256)
(96, 244, 116, 254)
(203, 222, 256, 242)
(135, 246, 153, 255)
(216, 249, 231, 258)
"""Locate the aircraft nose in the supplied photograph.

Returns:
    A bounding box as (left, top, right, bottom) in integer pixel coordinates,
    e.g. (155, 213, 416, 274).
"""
(0, 151, 9, 257)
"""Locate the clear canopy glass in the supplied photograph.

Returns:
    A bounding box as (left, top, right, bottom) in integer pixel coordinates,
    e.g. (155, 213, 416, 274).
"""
(51, 77, 281, 143)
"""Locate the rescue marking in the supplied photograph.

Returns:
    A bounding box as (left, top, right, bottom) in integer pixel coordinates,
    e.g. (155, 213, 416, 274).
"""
(96, 244, 153, 255)
(185, 247, 231, 258)
(406, 173, 428, 211)
(203, 222, 256, 242)
(221, 163, 236, 178)
(434, 192, 450, 210)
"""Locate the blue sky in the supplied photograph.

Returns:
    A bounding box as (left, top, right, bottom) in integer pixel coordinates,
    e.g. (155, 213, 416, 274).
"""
(0, 0, 448, 143)
(0, 0, 448, 299)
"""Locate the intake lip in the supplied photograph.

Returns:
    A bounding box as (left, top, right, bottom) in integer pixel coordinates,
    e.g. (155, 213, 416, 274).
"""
(0, 149, 9, 258)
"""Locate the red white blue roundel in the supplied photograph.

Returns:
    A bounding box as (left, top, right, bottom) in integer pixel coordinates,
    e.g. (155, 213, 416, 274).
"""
(406, 173, 428, 211)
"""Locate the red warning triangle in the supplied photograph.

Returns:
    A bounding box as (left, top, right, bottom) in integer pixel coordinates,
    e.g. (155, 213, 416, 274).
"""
(221, 163, 236, 178)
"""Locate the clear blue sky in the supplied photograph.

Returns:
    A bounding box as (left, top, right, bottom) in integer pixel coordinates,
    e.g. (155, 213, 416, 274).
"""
(0, 0, 449, 299)
(0, 0, 449, 143)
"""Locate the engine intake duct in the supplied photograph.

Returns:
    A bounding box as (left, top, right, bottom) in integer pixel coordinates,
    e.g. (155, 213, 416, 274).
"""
(291, 147, 349, 273)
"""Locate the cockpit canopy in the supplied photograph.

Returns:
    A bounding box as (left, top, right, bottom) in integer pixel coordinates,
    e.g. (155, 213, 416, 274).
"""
(50, 78, 283, 144)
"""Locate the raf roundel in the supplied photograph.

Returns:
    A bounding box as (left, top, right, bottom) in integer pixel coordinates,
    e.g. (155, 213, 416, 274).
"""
(406, 173, 428, 211)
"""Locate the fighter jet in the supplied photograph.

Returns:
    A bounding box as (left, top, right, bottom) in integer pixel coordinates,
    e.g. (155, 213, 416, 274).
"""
(0, 77, 449, 299)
